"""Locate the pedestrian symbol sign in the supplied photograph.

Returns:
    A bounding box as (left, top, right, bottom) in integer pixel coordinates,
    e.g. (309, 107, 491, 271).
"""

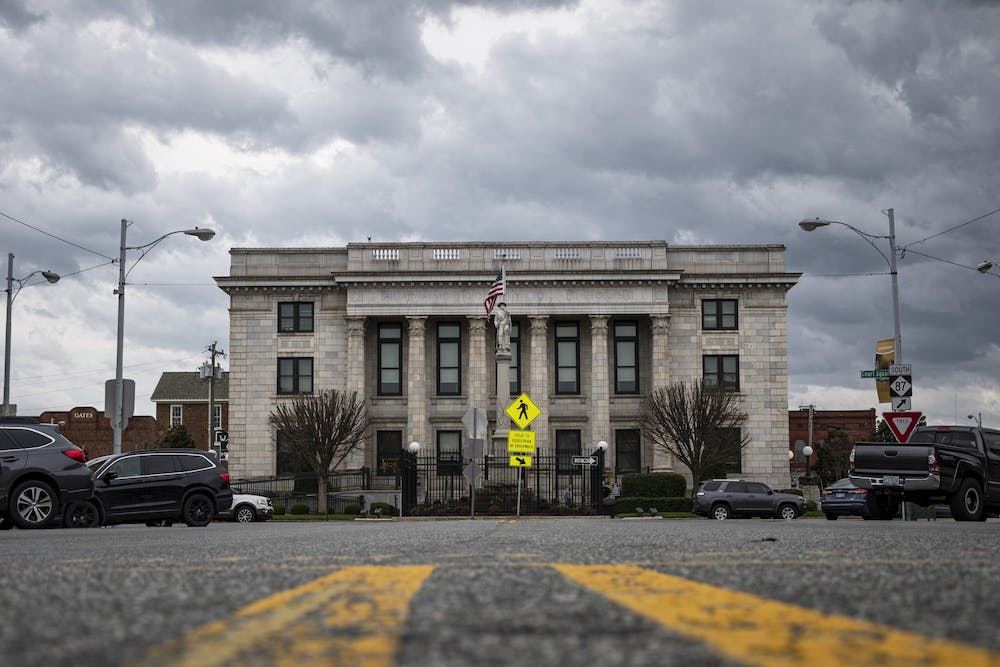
(505, 393, 541, 430)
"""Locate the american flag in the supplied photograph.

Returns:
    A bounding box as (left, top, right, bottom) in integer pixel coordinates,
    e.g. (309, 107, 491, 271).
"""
(484, 267, 506, 316)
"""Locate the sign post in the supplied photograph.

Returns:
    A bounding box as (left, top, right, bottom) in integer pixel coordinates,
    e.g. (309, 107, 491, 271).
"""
(463, 407, 488, 518)
(504, 393, 542, 519)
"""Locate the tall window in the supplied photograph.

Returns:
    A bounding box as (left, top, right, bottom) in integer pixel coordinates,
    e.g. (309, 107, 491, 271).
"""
(436, 430, 462, 475)
(703, 354, 739, 392)
(556, 429, 581, 474)
(378, 323, 403, 396)
(509, 320, 520, 395)
(212, 404, 222, 430)
(711, 428, 743, 474)
(170, 405, 182, 427)
(277, 357, 313, 394)
(278, 302, 314, 333)
(376, 430, 403, 477)
(615, 429, 641, 475)
(437, 322, 461, 395)
(614, 321, 638, 394)
(555, 322, 580, 394)
(275, 431, 308, 475)
(702, 299, 738, 330)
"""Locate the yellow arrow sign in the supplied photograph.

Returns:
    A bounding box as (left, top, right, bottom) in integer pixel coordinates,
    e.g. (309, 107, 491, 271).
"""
(505, 393, 541, 430)
(509, 455, 532, 467)
(507, 430, 536, 454)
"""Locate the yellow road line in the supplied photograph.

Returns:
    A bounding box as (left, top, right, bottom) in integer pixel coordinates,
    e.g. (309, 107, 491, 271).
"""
(135, 565, 434, 667)
(554, 564, 1000, 667)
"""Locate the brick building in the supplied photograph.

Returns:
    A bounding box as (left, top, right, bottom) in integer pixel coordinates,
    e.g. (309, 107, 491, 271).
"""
(217, 241, 800, 488)
(788, 407, 877, 473)
(151, 371, 229, 451)
(36, 407, 160, 459)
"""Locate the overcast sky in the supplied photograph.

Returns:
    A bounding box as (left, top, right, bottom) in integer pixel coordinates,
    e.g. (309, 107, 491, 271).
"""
(2, 0, 998, 433)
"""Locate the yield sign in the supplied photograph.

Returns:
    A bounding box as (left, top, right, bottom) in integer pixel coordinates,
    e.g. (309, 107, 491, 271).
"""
(883, 411, 922, 443)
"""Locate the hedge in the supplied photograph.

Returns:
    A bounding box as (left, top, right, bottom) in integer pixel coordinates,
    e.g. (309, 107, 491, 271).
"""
(621, 472, 686, 498)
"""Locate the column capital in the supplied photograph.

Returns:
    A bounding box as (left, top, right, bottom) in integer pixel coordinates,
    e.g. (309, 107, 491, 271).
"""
(651, 314, 671, 333)
(466, 316, 488, 334)
(407, 315, 427, 336)
(589, 314, 609, 333)
(529, 315, 549, 330)
(346, 316, 366, 335)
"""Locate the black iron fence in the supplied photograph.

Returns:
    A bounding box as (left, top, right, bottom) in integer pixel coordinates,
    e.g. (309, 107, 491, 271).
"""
(230, 449, 608, 516)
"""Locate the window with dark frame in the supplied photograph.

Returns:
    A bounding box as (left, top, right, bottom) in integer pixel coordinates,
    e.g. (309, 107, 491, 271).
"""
(703, 354, 739, 392)
(509, 320, 520, 395)
(277, 357, 313, 394)
(555, 322, 580, 394)
(702, 299, 738, 330)
(615, 429, 641, 474)
(614, 321, 638, 394)
(378, 322, 403, 396)
(437, 322, 462, 396)
(376, 430, 403, 477)
(436, 430, 463, 475)
(556, 429, 582, 474)
(278, 302, 314, 333)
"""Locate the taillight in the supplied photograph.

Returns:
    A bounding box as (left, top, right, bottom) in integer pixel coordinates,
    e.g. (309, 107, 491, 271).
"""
(928, 449, 939, 474)
(63, 449, 86, 463)
(848, 447, 855, 473)
(219, 472, 230, 486)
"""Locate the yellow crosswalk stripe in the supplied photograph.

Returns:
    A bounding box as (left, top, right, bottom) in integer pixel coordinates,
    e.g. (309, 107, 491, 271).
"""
(135, 565, 434, 667)
(554, 564, 1000, 667)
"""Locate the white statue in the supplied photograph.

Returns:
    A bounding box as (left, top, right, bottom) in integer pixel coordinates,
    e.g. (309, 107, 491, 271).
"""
(493, 302, 511, 352)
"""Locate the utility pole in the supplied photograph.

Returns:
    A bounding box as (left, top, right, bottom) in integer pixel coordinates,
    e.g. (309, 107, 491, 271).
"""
(201, 341, 226, 451)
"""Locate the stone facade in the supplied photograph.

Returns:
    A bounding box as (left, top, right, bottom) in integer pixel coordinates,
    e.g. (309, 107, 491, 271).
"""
(217, 241, 799, 488)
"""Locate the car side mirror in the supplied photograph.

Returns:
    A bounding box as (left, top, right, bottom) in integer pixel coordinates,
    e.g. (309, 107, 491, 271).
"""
(767, 489, 773, 495)
(101, 471, 119, 484)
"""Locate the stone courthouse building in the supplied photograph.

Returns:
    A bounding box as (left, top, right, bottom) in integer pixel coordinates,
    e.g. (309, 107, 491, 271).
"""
(216, 241, 799, 488)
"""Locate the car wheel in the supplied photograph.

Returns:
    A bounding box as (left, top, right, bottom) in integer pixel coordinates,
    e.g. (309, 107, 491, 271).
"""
(182, 494, 214, 527)
(710, 503, 730, 520)
(64, 500, 100, 528)
(825, 513, 838, 520)
(234, 505, 256, 523)
(778, 504, 798, 520)
(10, 480, 57, 529)
(949, 478, 985, 522)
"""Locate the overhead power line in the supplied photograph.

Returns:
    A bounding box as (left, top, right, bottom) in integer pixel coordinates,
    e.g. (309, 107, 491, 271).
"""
(0, 209, 116, 260)
(903, 206, 1000, 249)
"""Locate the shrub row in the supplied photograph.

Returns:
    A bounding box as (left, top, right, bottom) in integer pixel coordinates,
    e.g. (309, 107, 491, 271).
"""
(620, 472, 687, 498)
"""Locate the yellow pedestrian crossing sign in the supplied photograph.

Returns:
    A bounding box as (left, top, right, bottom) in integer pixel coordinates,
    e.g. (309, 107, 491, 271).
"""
(507, 430, 536, 454)
(505, 393, 541, 429)
(509, 455, 532, 467)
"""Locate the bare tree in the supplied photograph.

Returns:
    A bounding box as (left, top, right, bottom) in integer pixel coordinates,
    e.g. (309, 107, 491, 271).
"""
(268, 389, 369, 514)
(640, 380, 750, 492)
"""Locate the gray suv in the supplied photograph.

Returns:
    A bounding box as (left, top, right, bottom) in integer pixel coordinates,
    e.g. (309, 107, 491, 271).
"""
(693, 479, 806, 520)
(0, 418, 94, 529)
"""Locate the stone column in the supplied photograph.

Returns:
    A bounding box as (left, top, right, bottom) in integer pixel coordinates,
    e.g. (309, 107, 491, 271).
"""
(650, 314, 672, 471)
(344, 316, 367, 469)
(466, 316, 489, 414)
(528, 316, 549, 452)
(406, 316, 428, 449)
(590, 315, 610, 470)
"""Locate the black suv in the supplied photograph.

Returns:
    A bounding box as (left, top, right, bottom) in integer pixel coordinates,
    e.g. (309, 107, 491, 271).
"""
(0, 418, 94, 529)
(693, 479, 806, 520)
(64, 449, 232, 528)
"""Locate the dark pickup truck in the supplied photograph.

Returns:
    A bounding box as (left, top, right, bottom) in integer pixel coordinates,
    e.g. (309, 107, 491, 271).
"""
(849, 425, 1000, 521)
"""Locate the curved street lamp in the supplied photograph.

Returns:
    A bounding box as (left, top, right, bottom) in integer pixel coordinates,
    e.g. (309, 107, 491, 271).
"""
(799, 208, 903, 364)
(112, 219, 215, 454)
(3, 253, 61, 416)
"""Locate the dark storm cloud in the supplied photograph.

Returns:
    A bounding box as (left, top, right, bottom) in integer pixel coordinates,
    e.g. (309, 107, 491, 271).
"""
(0, 0, 43, 31)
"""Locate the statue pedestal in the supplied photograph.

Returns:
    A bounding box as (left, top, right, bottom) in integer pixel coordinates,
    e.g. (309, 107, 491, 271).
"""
(492, 350, 511, 454)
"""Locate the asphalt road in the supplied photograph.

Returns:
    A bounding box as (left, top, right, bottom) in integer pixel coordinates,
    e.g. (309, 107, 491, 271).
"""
(1, 517, 998, 667)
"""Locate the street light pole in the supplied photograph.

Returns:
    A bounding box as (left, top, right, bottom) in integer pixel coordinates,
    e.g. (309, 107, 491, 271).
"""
(112, 219, 216, 454)
(799, 208, 903, 364)
(4, 253, 61, 417)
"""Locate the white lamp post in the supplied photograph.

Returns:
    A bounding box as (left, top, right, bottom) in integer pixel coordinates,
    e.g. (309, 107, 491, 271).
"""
(799, 209, 903, 365)
(3, 253, 61, 417)
(112, 219, 215, 454)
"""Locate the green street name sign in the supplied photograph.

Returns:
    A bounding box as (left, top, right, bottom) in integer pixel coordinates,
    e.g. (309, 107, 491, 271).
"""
(861, 370, 891, 379)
